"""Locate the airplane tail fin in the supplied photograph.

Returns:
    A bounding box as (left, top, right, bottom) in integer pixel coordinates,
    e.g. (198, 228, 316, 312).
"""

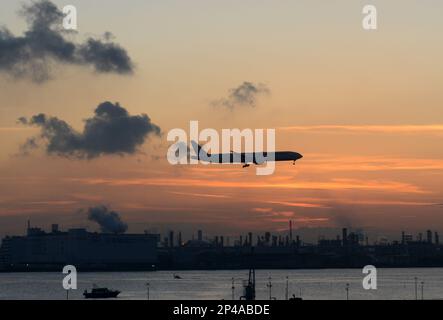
(191, 141, 209, 160)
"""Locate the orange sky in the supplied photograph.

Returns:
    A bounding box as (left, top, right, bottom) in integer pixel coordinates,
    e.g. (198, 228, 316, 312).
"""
(0, 0, 442, 240)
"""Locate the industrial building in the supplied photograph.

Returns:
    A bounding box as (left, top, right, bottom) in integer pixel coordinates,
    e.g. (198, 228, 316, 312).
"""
(0, 223, 159, 271)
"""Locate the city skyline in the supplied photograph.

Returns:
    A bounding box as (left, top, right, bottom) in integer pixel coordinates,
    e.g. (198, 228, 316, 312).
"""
(6, 218, 443, 247)
(3, 221, 443, 272)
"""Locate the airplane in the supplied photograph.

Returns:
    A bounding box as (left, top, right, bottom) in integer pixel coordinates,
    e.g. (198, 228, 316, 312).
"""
(191, 141, 303, 168)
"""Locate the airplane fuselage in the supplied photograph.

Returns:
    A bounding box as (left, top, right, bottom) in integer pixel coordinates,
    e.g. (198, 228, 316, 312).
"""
(190, 141, 302, 166)
(203, 151, 303, 164)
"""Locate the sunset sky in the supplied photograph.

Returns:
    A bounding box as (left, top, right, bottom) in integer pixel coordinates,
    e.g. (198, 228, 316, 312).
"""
(0, 0, 442, 241)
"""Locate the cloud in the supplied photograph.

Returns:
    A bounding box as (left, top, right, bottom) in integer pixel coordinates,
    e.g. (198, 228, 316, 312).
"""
(19, 101, 161, 158)
(69, 176, 426, 194)
(298, 155, 443, 172)
(251, 207, 329, 225)
(212, 81, 269, 109)
(327, 204, 359, 228)
(278, 125, 443, 134)
(0, 0, 133, 82)
(169, 191, 230, 199)
(86, 205, 128, 234)
(266, 200, 330, 209)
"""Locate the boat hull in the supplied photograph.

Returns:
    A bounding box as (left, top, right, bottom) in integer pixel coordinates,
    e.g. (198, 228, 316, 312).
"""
(83, 291, 120, 299)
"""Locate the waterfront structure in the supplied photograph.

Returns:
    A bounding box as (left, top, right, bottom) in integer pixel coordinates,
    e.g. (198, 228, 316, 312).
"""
(0, 224, 159, 271)
(2, 224, 443, 271)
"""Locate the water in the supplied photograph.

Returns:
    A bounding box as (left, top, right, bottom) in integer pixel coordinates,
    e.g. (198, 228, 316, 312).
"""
(0, 268, 442, 300)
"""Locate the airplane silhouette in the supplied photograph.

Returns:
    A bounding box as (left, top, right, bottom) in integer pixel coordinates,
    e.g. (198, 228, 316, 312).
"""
(191, 141, 302, 168)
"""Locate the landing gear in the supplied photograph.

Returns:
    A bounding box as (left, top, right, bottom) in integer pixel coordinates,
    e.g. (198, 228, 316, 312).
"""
(293, 160, 296, 165)
(243, 164, 250, 168)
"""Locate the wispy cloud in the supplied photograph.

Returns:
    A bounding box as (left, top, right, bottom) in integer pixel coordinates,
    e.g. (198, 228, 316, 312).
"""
(0, 127, 36, 132)
(298, 155, 443, 172)
(270, 217, 329, 223)
(25, 200, 77, 206)
(67, 177, 426, 194)
(252, 207, 273, 213)
(278, 124, 443, 134)
(211, 82, 270, 109)
(168, 191, 230, 199)
(251, 207, 329, 225)
(266, 200, 329, 208)
(267, 198, 439, 208)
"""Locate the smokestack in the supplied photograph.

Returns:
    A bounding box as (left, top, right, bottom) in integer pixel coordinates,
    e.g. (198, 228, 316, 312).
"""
(427, 230, 432, 244)
(342, 228, 348, 246)
(289, 220, 293, 243)
(169, 231, 174, 248)
(435, 232, 440, 245)
(178, 232, 182, 247)
(198, 230, 203, 241)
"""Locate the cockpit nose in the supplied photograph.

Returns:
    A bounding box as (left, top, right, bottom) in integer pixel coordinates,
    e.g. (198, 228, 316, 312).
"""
(292, 152, 303, 160)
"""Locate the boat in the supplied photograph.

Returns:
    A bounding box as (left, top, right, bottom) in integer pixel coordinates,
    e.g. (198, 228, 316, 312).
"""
(83, 287, 121, 299)
(289, 295, 303, 301)
(240, 268, 256, 300)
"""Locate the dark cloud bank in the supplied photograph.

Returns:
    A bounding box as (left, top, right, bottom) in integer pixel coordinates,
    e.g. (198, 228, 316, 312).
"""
(212, 81, 270, 109)
(19, 101, 161, 158)
(86, 205, 128, 234)
(0, 0, 133, 82)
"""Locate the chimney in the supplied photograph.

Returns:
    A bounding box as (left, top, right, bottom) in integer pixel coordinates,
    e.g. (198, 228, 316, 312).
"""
(289, 220, 293, 243)
(51, 224, 59, 233)
(342, 228, 348, 246)
(169, 231, 174, 248)
(427, 230, 432, 244)
(178, 232, 182, 247)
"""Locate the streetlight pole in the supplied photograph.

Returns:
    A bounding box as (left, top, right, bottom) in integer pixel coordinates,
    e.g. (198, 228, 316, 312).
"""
(231, 277, 235, 300)
(345, 283, 349, 300)
(267, 276, 272, 300)
(146, 282, 150, 300)
(285, 276, 289, 300)
(414, 277, 418, 300)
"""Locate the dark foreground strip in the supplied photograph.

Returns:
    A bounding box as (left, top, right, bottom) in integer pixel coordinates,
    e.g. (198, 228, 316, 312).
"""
(0, 300, 438, 319)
